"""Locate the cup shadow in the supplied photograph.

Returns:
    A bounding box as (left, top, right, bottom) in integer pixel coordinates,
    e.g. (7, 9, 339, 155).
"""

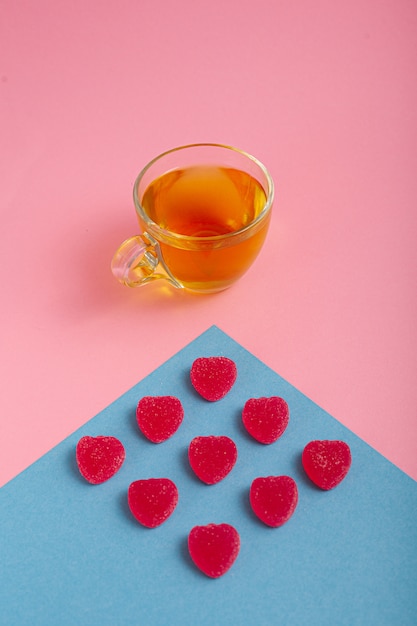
(60, 209, 200, 317)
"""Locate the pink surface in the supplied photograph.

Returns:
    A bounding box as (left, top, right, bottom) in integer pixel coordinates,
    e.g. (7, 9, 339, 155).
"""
(1, 0, 416, 487)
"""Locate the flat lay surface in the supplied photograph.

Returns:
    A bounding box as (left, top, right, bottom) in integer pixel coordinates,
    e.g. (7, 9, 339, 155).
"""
(1, 327, 416, 625)
(1, 5, 416, 615)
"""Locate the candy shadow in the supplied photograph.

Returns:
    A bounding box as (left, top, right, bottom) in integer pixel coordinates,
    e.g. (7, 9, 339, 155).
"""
(182, 366, 196, 396)
(178, 536, 210, 579)
(179, 535, 192, 568)
(117, 490, 150, 530)
(180, 447, 204, 484)
(290, 449, 319, 490)
(239, 486, 253, 516)
(68, 448, 87, 485)
(239, 486, 269, 528)
(234, 407, 260, 444)
(127, 405, 139, 438)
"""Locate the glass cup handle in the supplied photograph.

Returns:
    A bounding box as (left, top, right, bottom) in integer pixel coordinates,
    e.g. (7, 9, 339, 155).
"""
(111, 232, 183, 289)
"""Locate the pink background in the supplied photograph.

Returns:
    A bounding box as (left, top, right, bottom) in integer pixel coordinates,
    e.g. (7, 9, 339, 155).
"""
(1, 0, 416, 487)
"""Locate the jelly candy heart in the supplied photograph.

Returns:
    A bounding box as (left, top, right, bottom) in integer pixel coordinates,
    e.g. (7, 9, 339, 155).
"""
(128, 478, 179, 528)
(136, 396, 184, 443)
(188, 523, 240, 578)
(188, 436, 238, 484)
(302, 440, 352, 490)
(250, 476, 298, 527)
(242, 396, 289, 444)
(190, 357, 237, 401)
(76, 436, 125, 484)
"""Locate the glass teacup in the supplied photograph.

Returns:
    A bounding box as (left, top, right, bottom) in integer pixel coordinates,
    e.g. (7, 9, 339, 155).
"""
(111, 143, 274, 293)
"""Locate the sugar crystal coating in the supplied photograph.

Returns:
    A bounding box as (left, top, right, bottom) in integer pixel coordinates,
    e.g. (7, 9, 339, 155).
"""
(190, 357, 237, 401)
(302, 440, 352, 490)
(74, 353, 353, 582)
(136, 395, 184, 443)
(76, 436, 125, 484)
(188, 436, 237, 484)
(250, 475, 298, 527)
(188, 523, 240, 578)
(128, 478, 179, 528)
(242, 396, 289, 444)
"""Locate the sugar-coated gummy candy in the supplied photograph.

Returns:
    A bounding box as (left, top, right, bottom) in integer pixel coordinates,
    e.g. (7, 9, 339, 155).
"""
(128, 478, 178, 528)
(188, 436, 237, 484)
(188, 523, 240, 578)
(242, 396, 289, 444)
(302, 440, 352, 490)
(76, 436, 125, 484)
(250, 476, 298, 527)
(136, 396, 184, 443)
(190, 357, 237, 401)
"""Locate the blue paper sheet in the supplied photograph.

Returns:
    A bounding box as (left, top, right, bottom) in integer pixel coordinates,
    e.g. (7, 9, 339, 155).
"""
(1, 326, 416, 625)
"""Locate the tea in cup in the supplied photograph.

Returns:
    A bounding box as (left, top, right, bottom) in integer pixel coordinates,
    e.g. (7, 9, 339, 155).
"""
(111, 143, 274, 293)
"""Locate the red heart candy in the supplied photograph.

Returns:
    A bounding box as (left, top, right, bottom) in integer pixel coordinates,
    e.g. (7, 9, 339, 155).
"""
(302, 440, 352, 490)
(188, 523, 240, 578)
(242, 397, 289, 444)
(76, 436, 125, 484)
(190, 357, 237, 401)
(136, 396, 184, 443)
(128, 478, 179, 528)
(250, 476, 298, 527)
(188, 436, 238, 484)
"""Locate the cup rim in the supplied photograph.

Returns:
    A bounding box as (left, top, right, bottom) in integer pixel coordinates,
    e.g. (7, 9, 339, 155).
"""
(132, 143, 274, 244)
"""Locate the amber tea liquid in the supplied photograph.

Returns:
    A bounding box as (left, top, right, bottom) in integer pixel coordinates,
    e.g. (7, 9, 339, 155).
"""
(140, 165, 270, 292)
